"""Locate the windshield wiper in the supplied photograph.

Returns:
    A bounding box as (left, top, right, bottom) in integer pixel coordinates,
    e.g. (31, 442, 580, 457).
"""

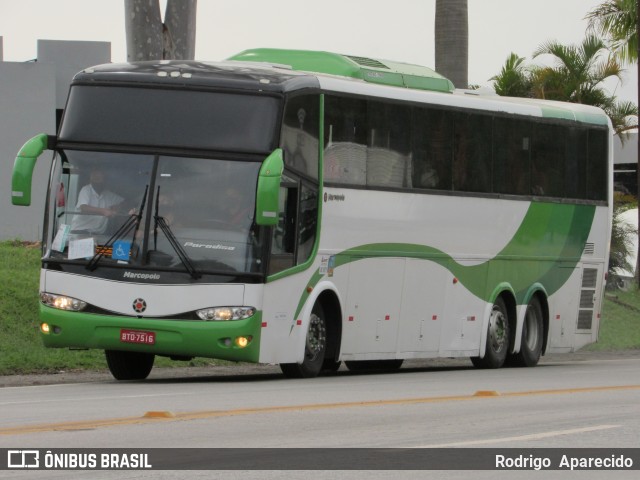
(86, 185, 149, 271)
(153, 186, 201, 280)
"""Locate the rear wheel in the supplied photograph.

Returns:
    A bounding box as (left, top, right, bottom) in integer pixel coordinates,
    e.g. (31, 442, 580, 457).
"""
(511, 297, 544, 367)
(105, 350, 155, 380)
(280, 303, 327, 378)
(471, 297, 510, 369)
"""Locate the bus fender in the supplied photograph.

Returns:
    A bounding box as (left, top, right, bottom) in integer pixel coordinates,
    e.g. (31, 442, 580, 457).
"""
(291, 280, 343, 364)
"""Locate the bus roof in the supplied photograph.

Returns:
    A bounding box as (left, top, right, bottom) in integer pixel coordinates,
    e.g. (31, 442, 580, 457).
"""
(73, 51, 610, 127)
(229, 48, 455, 94)
(72, 60, 319, 93)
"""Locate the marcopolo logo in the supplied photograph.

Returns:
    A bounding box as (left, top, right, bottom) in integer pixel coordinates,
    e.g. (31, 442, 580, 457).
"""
(132, 298, 147, 314)
(123, 271, 161, 281)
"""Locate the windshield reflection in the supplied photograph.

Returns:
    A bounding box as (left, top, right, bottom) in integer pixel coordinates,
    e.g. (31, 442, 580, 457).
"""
(48, 151, 264, 276)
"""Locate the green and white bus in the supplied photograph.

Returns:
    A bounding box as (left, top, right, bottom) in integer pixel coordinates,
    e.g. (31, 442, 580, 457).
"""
(12, 49, 612, 380)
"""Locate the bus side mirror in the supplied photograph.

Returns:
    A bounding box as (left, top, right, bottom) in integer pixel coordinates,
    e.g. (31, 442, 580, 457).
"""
(255, 148, 284, 226)
(12, 134, 54, 206)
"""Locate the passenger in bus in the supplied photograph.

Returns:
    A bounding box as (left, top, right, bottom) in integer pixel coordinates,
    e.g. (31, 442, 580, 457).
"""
(71, 168, 126, 234)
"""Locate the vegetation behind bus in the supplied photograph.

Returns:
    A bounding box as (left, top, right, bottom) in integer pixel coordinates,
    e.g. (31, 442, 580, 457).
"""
(1, 239, 638, 375)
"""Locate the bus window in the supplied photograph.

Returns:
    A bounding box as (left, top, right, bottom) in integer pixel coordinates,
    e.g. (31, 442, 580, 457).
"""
(411, 108, 453, 191)
(269, 175, 298, 275)
(297, 183, 318, 264)
(281, 94, 320, 179)
(587, 129, 608, 201)
(453, 112, 492, 193)
(493, 117, 531, 196)
(564, 127, 588, 199)
(366, 102, 411, 188)
(532, 124, 565, 197)
(323, 96, 367, 186)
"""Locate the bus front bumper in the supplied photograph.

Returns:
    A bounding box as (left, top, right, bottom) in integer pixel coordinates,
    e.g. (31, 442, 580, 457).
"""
(39, 305, 261, 363)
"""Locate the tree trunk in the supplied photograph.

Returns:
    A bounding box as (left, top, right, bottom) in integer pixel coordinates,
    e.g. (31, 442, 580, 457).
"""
(435, 0, 469, 89)
(164, 0, 197, 60)
(125, 0, 197, 62)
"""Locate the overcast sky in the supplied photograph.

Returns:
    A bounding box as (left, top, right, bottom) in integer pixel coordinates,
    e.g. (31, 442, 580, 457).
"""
(0, 0, 637, 103)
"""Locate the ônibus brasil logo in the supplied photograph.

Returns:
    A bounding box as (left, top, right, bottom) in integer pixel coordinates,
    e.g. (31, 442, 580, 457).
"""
(132, 298, 147, 313)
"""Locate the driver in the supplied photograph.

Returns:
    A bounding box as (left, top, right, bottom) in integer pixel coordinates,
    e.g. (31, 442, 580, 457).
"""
(71, 168, 125, 234)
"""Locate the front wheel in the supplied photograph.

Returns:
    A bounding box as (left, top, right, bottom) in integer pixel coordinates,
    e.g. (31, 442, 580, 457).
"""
(280, 303, 327, 378)
(471, 297, 510, 369)
(105, 350, 155, 380)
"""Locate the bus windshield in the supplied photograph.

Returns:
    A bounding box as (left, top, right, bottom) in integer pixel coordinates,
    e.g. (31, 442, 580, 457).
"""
(47, 150, 264, 276)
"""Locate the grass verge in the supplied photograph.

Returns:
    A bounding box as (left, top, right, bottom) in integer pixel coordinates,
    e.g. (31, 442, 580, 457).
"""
(1, 240, 638, 375)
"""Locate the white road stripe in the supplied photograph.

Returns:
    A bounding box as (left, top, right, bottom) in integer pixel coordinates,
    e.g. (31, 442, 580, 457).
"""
(415, 424, 621, 448)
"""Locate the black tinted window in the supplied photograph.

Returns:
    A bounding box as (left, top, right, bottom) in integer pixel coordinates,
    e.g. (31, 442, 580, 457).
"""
(60, 86, 279, 153)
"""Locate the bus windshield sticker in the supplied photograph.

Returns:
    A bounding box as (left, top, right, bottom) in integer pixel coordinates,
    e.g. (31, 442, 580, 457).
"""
(112, 240, 132, 261)
(51, 224, 71, 252)
(68, 237, 95, 260)
(328, 256, 336, 277)
(319, 256, 329, 275)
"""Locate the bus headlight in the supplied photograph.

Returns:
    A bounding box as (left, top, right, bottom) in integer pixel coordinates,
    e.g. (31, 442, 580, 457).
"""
(40, 292, 87, 311)
(196, 307, 255, 321)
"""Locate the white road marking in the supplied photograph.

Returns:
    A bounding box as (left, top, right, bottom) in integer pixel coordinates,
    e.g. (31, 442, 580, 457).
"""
(415, 424, 621, 448)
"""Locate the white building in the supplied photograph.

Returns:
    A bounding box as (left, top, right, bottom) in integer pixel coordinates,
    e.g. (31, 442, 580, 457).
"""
(1, 38, 110, 241)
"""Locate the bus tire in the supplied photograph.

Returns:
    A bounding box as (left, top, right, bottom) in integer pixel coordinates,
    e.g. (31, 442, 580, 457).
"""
(322, 359, 342, 372)
(471, 297, 510, 369)
(280, 303, 327, 378)
(511, 296, 544, 367)
(105, 350, 155, 380)
(345, 360, 404, 372)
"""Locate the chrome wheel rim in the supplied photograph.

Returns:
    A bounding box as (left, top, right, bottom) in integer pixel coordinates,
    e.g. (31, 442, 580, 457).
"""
(305, 313, 326, 362)
(488, 305, 507, 353)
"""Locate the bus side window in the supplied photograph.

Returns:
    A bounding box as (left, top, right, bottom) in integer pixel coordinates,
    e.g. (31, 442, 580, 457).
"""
(269, 178, 298, 275)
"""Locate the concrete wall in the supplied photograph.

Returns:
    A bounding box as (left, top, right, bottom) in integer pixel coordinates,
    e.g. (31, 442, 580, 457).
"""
(1, 39, 110, 241)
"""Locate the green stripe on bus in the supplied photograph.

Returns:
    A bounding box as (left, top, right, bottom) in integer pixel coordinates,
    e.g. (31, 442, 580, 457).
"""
(294, 202, 595, 318)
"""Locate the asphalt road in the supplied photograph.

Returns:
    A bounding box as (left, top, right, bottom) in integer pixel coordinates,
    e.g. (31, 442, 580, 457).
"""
(1, 351, 639, 479)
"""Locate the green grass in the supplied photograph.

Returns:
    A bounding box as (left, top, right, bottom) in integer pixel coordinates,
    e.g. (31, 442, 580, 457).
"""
(0, 240, 216, 375)
(587, 288, 640, 351)
(0, 240, 638, 375)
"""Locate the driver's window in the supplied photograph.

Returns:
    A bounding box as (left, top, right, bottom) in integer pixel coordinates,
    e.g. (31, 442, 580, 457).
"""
(268, 175, 297, 275)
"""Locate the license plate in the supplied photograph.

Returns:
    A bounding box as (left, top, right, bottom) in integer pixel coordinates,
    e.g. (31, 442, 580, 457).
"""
(120, 329, 156, 345)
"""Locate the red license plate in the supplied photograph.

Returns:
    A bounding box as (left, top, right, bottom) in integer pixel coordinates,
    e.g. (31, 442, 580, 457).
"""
(120, 329, 156, 345)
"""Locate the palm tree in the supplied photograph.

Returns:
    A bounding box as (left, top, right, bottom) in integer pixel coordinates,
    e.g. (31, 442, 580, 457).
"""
(435, 0, 468, 89)
(586, 0, 637, 63)
(587, 0, 639, 287)
(532, 35, 623, 105)
(529, 35, 637, 136)
(490, 53, 533, 97)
